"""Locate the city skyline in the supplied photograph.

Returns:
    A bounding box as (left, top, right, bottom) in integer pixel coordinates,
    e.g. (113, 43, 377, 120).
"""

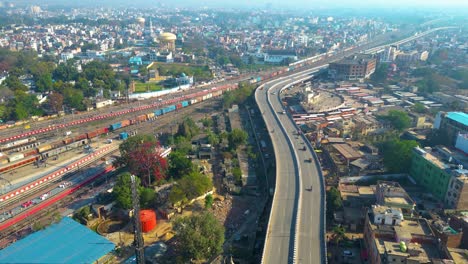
(10, 0, 468, 9)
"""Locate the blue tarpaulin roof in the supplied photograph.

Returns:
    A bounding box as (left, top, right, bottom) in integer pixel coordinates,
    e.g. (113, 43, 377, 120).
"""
(0, 217, 115, 263)
(447, 112, 468, 127)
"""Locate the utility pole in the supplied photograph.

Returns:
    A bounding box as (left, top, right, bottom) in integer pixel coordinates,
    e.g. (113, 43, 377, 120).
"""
(131, 175, 145, 264)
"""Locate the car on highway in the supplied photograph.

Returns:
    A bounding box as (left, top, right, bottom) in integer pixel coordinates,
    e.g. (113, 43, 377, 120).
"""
(270, 92, 276, 95)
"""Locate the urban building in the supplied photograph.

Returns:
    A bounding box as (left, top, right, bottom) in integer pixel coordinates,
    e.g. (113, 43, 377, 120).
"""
(410, 146, 453, 201)
(448, 212, 468, 249)
(411, 146, 468, 207)
(430, 219, 463, 248)
(263, 50, 298, 64)
(375, 181, 415, 217)
(433, 112, 468, 146)
(445, 169, 468, 210)
(364, 205, 452, 264)
(455, 133, 468, 154)
(328, 54, 377, 80)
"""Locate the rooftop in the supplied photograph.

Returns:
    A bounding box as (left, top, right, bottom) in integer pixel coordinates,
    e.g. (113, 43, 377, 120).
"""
(0, 217, 115, 263)
(447, 112, 468, 127)
(447, 247, 468, 264)
(333, 143, 363, 160)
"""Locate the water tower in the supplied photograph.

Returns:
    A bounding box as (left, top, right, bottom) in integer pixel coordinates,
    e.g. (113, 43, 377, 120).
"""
(159, 32, 176, 52)
(136, 17, 145, 28)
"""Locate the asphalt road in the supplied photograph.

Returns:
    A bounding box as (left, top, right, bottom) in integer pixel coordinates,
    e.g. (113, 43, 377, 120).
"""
(257, 26, 455, 264)
(257, 67, 324, 264)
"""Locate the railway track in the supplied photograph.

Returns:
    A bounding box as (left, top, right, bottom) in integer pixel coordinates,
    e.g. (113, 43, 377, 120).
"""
(0, 147, 118, 214)
(0, 97, 222, 242)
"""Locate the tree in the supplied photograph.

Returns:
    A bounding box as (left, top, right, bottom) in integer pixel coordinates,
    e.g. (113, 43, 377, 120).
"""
(53, 62, 78, 81)
(140, 188, 156, 209)
(232, 167, 242, 184)
(63, 87, 84, 110)
(326, 187, 342, 220)
(228, 128, 248, 149)
(331, 225, 346, 245)
(201, 117, 213, 128)
(168, 150, 194, 180)
(176, 117, 199, 140)
(371, 63, 389, 83)
(173, 212, 225, 261)
(205, 194, 213, 208)
(48, 92, 63, 113)
(4, 75, 28, 91)
(118, 134, 156, 159)
(379, 110, 411, 131)
(412, 102, 426, 114)
(35, 73, 53, 92)
(174, 136, 193, 154)
(207, 132, 219, 146)
(169, 171, 213, 206)
(127, 141, 168, 187)
(113, 172, 141, 210)
(381, 139, 418, 173)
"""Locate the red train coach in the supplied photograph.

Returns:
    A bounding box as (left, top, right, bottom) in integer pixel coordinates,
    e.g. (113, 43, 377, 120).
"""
(0, 155, 40, 174)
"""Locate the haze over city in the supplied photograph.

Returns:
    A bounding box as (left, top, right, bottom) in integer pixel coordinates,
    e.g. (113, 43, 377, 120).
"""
(10, 0, 468, 8)
(0, 1, 466, 263)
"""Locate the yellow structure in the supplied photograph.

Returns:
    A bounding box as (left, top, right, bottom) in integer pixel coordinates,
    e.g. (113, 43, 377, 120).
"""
(136, 17, 145, 27)
(159, 32, 176, 52)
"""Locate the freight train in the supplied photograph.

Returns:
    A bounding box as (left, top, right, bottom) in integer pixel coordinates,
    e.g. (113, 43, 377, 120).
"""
(0, 64, 322, 174)
(0, 85, 235, 174)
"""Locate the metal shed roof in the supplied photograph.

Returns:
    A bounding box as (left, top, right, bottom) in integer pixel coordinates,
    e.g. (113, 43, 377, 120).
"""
(0, 217, 115, 263)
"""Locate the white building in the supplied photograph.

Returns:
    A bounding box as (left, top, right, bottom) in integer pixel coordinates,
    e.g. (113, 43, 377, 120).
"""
(371, 205, 403, 226)
(455, 133, 468, 154)
(60, 52, 74, 61)
(264, 50, 298, 64)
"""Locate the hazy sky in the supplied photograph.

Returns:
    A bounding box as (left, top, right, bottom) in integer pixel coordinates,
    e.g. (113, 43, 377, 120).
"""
(24, 0, 468, 8)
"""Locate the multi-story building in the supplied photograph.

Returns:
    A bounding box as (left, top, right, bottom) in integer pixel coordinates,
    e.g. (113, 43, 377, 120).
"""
(411, 146, 468, 208)
(328, 54, 377, 81)
(433, 112, 468, 146)
(375, 181, 415, 217)
(352, 115, 381, 136)
(430, 219, 463, 248)
(364, 205, 452, 264)
(448, 212, 468, 249)
(445, 169, 468, 210)
(410, 146, 453, 201)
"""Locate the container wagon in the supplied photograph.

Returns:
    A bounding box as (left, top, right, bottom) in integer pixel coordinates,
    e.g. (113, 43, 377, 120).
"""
(37, 144, 53, 153)
(181, 101, 189, 107)
(136, 114, 147, 122)
(110, 122, 122, 131)
(73, 134, 87, 144)
(120, 132, 129, 140)
(121, 120, 131, 127)
(154, 109, 163, 116)
(63, 138, 74, 145)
